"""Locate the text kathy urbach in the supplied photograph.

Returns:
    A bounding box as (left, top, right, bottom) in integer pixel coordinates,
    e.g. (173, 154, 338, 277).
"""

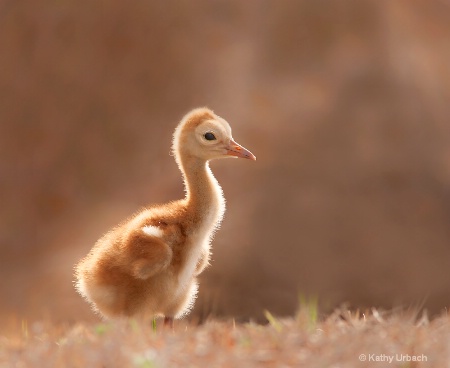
(369, 354, 427, 363)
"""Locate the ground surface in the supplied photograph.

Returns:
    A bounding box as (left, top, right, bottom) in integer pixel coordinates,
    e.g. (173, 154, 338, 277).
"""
(1, 308, 447, 368)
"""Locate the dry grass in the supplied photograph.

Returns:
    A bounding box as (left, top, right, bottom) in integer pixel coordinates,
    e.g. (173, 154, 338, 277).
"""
(1, 307, 448, 368)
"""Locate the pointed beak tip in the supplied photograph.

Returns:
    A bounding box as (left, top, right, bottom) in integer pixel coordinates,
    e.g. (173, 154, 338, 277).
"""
(226, 139, 256, 161)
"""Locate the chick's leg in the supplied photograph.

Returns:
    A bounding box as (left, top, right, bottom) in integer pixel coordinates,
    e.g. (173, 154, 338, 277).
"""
(164, 316, 174, 329)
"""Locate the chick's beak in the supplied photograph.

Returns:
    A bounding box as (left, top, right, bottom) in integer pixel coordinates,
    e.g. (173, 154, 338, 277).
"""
(226, 138, 256, 160)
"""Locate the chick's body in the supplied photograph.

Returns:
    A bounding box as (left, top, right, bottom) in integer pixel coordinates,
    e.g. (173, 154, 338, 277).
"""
(75, 108, 255, 322)
(77, 200, 214, 319)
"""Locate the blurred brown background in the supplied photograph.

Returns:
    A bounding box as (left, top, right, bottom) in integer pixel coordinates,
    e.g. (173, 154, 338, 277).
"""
(1, 0, 450, 324)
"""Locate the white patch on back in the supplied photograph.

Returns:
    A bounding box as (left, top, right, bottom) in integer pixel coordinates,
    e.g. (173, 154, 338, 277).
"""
(142, 225, 163, 238)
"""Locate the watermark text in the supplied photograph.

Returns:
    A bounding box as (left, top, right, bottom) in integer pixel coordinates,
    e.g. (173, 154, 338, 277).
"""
(359, 353, 427, 363)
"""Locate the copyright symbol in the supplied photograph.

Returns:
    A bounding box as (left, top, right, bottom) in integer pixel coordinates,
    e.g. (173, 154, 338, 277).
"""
(359, 354, 366, 361)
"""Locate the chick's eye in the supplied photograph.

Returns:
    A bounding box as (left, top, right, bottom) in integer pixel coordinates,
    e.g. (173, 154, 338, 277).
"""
(204, 132, 216, 141)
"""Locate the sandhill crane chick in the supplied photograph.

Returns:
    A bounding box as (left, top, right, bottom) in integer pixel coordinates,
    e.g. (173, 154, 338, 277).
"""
(75, 108, 256, 327)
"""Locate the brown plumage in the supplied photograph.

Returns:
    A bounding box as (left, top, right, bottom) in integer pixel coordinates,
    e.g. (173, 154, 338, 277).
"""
(75, 108, 256, 325)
